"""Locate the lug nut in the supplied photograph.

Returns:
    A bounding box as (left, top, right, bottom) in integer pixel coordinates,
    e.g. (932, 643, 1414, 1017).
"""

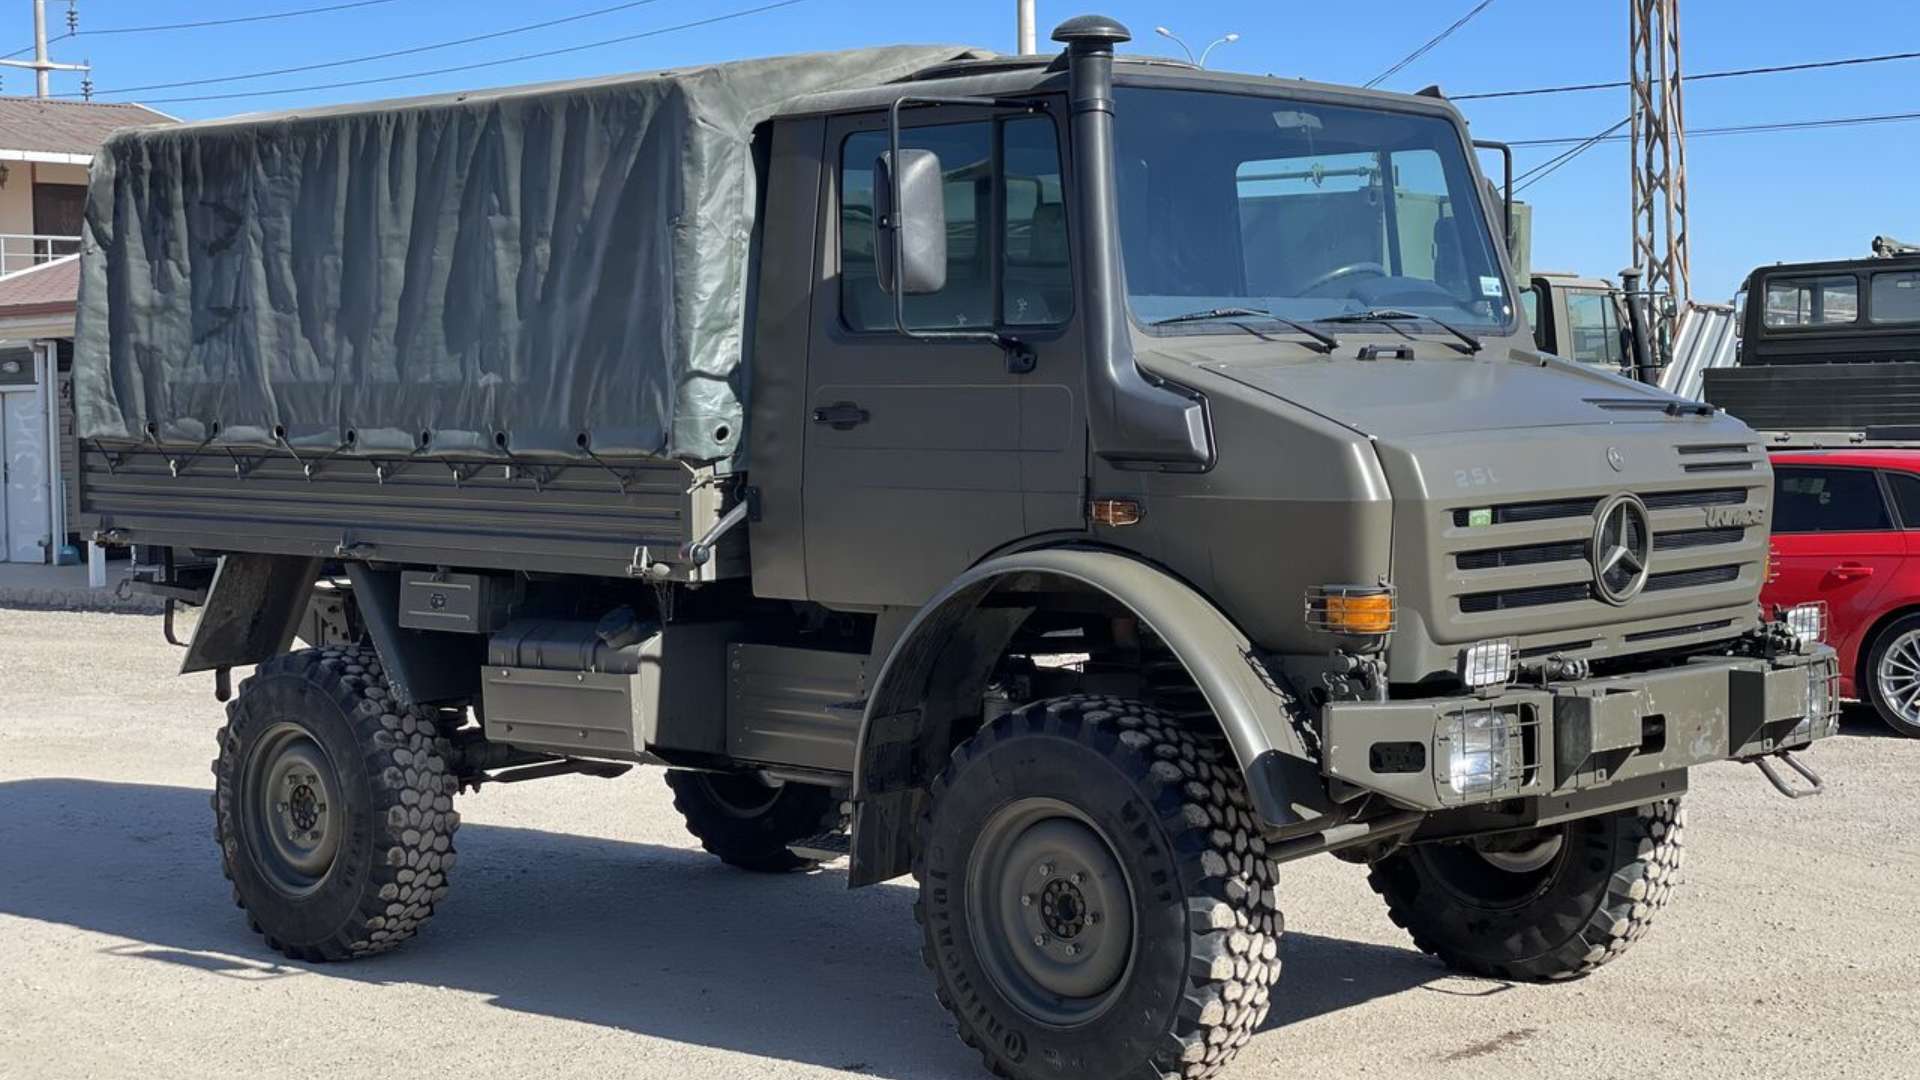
(1087, 912, 1101, 925)
(1020, 894, 1034, 907)
(1070, 872, 1084, 885)
(1038, 862, 1054, 878)
(1033, 934, 1048, 947)
(1065, 944, 1080, 957)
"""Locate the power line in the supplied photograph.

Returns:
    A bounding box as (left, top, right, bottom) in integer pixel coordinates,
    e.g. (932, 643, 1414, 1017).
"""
(81, 0, 670, 98)
(1508, 109, 1920, 193)
(1457, 49, 1920, 101)
(1513, 116, 1629, 194)
(7, 2, 398, 62)
(79, 0, 401, 35)
(1512, 109, 1920, 149)
(1365, 0, 1495, 89)
(115, 0, 812, 107)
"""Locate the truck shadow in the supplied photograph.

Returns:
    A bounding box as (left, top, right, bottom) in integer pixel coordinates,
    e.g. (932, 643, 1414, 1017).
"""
(0, 778, 1445, 1077)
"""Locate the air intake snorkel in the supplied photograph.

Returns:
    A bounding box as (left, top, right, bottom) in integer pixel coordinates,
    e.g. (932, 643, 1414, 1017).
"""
(1052, 15, 1213, 470)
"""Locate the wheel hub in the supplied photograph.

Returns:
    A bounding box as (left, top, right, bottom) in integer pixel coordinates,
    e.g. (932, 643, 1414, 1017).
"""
(243, 723, 344, 897)
(966, 799, 1137, 1027)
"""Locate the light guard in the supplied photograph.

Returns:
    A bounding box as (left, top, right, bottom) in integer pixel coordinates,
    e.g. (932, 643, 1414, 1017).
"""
(1784, 601, 1828, 646)
(1459, 639, 1517, 689)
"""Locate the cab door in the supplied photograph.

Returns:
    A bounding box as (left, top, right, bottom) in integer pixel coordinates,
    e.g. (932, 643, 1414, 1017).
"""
(1766, 465, 1902, 640)
(799, 105, 1086, 608)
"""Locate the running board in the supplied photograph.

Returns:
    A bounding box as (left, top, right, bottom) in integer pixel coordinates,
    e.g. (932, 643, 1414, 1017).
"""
(787, 831, 851, 864)
(1754, 750, 1823, 799)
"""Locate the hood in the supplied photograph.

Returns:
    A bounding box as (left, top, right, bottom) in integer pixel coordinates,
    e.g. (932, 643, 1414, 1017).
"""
(1155, 344, 1709, 440)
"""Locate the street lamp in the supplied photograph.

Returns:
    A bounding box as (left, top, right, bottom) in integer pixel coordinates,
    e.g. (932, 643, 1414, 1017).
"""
(1154, 26, 1240, 68)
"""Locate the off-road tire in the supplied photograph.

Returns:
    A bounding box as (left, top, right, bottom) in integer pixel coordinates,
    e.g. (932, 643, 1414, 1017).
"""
(664, 771, 842, 873)
(915, 695, 1283, 1080)
(1862, 613, 1920, 738)
(213, 645, 459, 961)
(1367, 798, 1685, 981)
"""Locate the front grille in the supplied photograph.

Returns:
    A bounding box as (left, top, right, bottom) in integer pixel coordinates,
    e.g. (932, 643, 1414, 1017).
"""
(1460, 582, 1592, 613)
(1451, 484, 1760, 617)
(1456, 540, 1587, 571)
(1644, 564, 1741, 592)
(1642, 487, 1747, 510)
(1653, 527, 1746, 551)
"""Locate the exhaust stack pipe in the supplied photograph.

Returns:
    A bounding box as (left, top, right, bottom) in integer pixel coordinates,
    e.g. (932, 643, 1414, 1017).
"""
(1053, 15, 1212, 469)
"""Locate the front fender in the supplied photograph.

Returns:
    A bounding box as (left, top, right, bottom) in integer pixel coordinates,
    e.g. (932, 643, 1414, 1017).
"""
(848, 547, 1333, 885)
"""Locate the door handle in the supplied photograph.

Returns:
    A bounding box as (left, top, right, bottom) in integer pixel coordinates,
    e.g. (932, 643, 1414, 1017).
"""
(1829, 563, 1875, 581)
(811, 402, 869, 430)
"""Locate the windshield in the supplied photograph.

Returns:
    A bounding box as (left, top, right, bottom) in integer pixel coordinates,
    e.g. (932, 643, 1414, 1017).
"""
(1112, 88, 1516, 331)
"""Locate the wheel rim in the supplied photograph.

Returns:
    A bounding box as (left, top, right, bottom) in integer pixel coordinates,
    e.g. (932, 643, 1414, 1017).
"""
(242, 723, 344, 897)
(1876, 628, 1920, 726)
(965, 798, 1136, 1028)
(1417, 829, 1569, 910)
(695, 773, 784, 819)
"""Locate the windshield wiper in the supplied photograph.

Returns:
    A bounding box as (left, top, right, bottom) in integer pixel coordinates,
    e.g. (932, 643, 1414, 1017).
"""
(1150, 306, 1341, 355)
(1317, 308, 1483, 355)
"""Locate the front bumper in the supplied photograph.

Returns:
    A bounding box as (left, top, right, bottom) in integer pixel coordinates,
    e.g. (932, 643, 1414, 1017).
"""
(1320, 638, 1839, 812)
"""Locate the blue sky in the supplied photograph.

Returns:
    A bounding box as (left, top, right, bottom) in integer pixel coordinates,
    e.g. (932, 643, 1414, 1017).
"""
(22, 0, 1918, 300)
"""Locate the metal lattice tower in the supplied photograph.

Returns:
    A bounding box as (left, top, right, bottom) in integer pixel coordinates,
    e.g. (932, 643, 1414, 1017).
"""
(1629, 0, 1690, 304)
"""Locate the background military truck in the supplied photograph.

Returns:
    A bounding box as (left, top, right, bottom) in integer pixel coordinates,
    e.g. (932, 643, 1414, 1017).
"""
(72, 16, 1838, 1080)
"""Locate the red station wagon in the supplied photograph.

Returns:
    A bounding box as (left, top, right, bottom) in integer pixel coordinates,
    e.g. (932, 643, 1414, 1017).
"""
(1762, 449, 1920, 736)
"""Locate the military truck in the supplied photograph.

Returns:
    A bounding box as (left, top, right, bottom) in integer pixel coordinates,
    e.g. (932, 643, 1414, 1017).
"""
(72, 17, 1837, 1079)
(1705, 243, 1920, 434)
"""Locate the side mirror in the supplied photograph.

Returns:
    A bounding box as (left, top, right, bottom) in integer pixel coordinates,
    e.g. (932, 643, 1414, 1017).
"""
(874, 148, 948, 296)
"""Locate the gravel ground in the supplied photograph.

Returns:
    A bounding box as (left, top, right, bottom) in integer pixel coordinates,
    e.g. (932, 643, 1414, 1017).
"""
(2, 609, 1917, 1080)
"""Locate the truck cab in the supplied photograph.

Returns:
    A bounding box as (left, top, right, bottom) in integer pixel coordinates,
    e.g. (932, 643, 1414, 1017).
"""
(1523, 271, 1637, 375)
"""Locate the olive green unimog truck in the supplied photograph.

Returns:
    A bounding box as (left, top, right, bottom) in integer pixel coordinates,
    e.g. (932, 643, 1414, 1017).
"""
(71, 16, 1839, 1079)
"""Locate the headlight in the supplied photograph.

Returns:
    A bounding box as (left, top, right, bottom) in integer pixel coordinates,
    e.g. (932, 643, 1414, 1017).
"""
(1441, 704, 1519, 797)
(1796, 661, 1836, 741)
(1458, 639, 1516, 689)
(1784, 602, 1828, 646)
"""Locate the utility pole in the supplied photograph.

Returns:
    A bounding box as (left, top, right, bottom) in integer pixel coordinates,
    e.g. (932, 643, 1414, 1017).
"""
(1629, 0, 1689, 306)
(1017, 0, 1036, 55)
(0, 1, 88, 98)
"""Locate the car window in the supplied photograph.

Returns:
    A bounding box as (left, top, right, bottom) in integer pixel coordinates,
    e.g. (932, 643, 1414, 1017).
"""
(1764, 275, 1859, 328)
(1871, 271, 1920, 325)
(1884, 470, 1920, 528)
(840, 116, 1068, 334)
(1563, 289, 1624, 367)
(1772, 466, 1892, 533)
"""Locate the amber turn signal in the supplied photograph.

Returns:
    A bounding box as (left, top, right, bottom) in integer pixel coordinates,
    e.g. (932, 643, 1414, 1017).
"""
(1089, 498, 1143, 527)
(1305, 585, 1396, 636)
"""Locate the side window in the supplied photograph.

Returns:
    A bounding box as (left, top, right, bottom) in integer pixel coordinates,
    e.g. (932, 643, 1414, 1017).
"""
(1885, 471, 1920, 528)
(1564, 290, 1623, 368)
(1764, 275, 1859, 328)
(839, 116, 1068, 333)
(1871, 271, 1920, 325)
(1773, 467, 1892, 533)
(1002, 116, 1071, 327)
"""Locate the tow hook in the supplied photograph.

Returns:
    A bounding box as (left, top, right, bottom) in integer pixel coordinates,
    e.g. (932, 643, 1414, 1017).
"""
(1754, 750, 1824, 799)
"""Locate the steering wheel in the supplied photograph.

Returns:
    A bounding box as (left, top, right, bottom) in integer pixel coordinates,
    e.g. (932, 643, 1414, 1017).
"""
(1299, 261, 1388, 295)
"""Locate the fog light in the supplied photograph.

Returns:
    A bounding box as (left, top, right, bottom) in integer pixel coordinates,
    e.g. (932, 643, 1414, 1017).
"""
(1784, 602, 1828, 646)
(1459, 639, 1516, 689)
(1798, 662, 1835, 740)
(1441, 705, 1517, 797)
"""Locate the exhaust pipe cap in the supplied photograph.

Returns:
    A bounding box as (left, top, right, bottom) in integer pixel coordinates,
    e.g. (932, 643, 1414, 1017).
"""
(1052, 14, 1130, 48)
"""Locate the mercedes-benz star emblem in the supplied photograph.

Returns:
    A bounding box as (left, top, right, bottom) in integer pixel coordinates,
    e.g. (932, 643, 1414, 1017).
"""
(1606, 446, 1625, 472)
(1591, 493, 1653, 605)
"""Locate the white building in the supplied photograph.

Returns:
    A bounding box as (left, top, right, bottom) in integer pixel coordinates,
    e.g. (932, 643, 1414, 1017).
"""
(0, 95, 167, 563)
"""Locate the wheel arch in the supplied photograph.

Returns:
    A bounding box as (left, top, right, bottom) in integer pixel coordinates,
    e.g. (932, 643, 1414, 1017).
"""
(847, 546, 1333, 886)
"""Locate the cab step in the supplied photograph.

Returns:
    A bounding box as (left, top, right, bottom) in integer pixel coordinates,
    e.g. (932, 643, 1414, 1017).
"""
(787, 831, 851, 863)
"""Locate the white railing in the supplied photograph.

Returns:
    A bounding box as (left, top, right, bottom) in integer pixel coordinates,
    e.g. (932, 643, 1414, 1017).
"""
(0, 233, 81, 276)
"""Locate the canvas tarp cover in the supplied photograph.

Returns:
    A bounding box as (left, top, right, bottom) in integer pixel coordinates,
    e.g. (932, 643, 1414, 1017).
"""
(74, 46, 978, 463)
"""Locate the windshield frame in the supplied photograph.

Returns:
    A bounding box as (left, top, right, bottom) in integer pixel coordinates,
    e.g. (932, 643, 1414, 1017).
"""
(1106, 73, 1522, 341)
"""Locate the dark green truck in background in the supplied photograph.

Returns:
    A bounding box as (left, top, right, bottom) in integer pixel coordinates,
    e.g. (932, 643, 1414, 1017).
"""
(71, 16, 1836, 1079)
